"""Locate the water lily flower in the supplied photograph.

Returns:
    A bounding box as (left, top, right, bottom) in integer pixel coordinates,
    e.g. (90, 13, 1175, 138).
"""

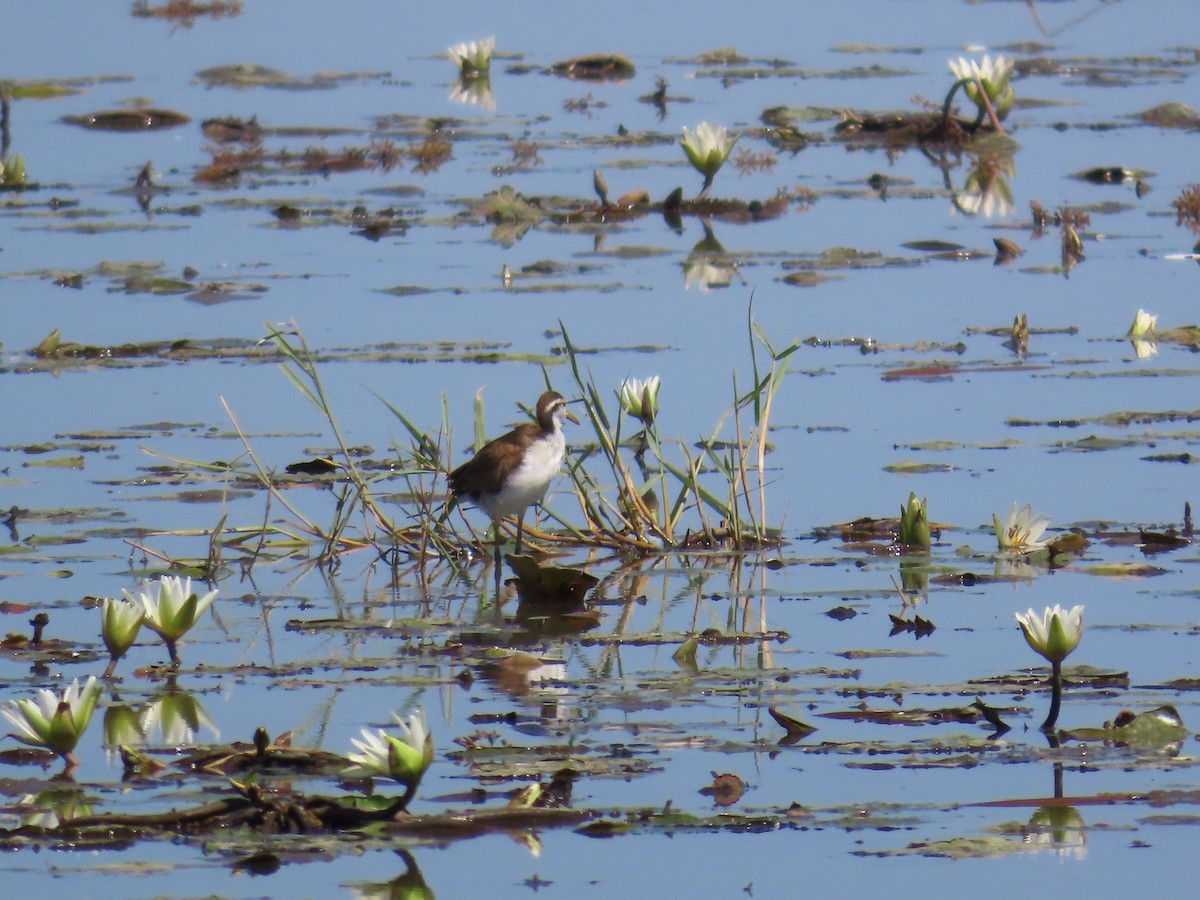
(124, 575, 217, 666)
(1015, 604, 1084, 732)
(680, 122, 737, 197)
(618, 376, 660, 426)
(1127, 308, 1157, 336)
(346, 709, 434, 792)
(100, 596, 145, 677)
(448, 36, 494, 77)
(2, 675, 101, 767)
(993, 501, 1052, 552)
(1016, 604, 1084, 664)
(898, 492, 930, 550)
(948, 54, 1015, 122)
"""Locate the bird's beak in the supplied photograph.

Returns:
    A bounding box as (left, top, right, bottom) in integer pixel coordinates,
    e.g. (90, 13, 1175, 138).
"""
(565, 409, 580, 425)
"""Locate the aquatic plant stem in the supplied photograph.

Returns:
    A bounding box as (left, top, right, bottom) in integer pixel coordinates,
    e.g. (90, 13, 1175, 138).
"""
(1041, 659, 1063, 732)
(975, 81, 1006, 134)
(940, 77, 1005, 135)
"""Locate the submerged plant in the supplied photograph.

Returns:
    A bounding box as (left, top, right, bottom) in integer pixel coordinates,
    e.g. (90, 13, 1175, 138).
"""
(993, 502, 1051, 553)
(680, 122, 737, 198)
(898, 492, 930, 551)
(1016, 604, 1084, 731)
(946, 54, 1014, 127)
(448, 36, 494, 78)
(100, 596, 145, 678)
(2, 676, 101, 769)
(124, 575, 217, 666)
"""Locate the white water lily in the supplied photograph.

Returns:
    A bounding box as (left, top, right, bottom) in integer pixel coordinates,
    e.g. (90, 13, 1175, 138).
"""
(448, 36, 494, 76)
(948, 54, 1014, 120)
(680, 122, 737, 195)
(1127, 308, 1157, 336)
(100, 596, 145, 672)
(346, 709, 433, 788)
(124, 575, 217, 664)
(1015, 604, 1084, 664)
(993, 501, 1052, 552)
(2, 676, 101, 764)
(618, 376, 660, 424)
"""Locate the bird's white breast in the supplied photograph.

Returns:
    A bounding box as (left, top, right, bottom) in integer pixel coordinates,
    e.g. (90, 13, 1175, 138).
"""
(476, 429, 565, 520)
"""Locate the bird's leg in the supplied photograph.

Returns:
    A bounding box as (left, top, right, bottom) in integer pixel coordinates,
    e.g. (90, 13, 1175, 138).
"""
(515, 513, 525, 555)
(492, 519, 503, 569)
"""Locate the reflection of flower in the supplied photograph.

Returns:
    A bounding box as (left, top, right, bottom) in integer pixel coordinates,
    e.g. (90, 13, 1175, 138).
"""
(954, 172, 1014, 217)
(619, 377, 660, 425)
(102, 703, 146, 753)
(683, 258, 735, 291)
(993, 502, 1051, 552)
(1127, 308, 1157, 336)
(2, 676, 101, 766)
(125, 575, 217, 664)
(898, 492, 930, 550)
(100, 596, 145, 676)
(953, 150, 1016, 218)
(18, 789, 94, 828)
(681, 122, 737, 196)
(141, 692, 219, 747)
(1025, 806, 1087, 859)
(948, 55, 1014, 121)
(449, 75, 495, 111)
(1131, 339, 1157, 359)
(1, 153, 28, 187)
(448, 36, 494, 77)
(346, 709, 434, 789)
(1016, 604, 1084, 664)
(347, 851, 434, 900)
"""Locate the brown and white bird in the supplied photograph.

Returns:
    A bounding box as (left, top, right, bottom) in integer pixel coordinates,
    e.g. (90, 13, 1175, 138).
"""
(447, 390, 578, 564)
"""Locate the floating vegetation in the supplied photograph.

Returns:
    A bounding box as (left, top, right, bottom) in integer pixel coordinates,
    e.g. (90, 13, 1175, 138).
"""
(62, 108, 190, 131)
(550, 53, 636, 82)
(131, 0, 242, 25)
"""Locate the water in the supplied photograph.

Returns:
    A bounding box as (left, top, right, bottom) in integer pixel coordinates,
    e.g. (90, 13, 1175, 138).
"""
(3, 0, 1200, 895)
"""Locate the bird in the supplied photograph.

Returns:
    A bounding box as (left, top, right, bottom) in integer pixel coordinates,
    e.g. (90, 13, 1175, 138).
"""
(447, 390, 578, 565)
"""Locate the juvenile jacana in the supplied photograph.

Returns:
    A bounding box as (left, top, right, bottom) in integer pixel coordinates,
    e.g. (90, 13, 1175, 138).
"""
(448, 390, 577, 565)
